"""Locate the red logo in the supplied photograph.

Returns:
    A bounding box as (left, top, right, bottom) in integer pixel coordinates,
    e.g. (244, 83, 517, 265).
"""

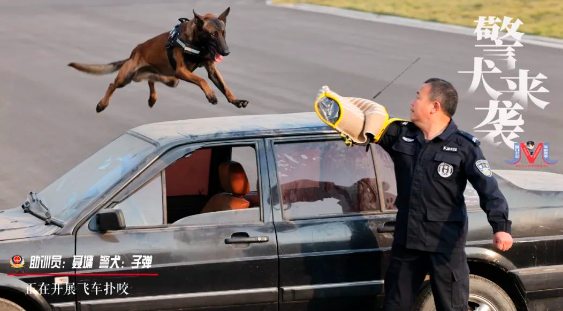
(10, 255, 25, 269)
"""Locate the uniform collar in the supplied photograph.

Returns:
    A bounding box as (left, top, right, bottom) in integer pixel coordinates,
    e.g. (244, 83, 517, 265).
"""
(437, 119, 458, 141)
(414, 119, 458, 144)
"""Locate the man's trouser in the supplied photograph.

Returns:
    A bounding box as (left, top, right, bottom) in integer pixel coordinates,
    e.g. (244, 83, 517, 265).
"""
(383, 245, 470, 311)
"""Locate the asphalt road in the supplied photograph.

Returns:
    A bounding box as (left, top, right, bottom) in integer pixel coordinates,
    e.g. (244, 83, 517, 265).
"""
(0, 0, 561, 209)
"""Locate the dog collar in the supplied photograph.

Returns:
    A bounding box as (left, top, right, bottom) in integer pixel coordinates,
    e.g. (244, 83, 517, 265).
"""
(176, 40, 201, 55)
(166, 20, 204, 56)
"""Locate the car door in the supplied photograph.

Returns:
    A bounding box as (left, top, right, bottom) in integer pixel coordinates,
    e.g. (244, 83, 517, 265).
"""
(1, 232, 77, 311)
(266, 135, 396, 311)
(73, 139, 278, 311)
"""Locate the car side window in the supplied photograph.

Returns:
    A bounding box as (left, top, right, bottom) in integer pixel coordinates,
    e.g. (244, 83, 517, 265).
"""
(114, 173, 164, 227)
(107, 144, 263, 229)
(373, 144, 398, 211)
(273, 139, 380, 220)
(166, 145, 262, 226)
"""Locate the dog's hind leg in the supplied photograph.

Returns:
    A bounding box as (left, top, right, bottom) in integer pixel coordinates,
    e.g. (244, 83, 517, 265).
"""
(146, 75, 179, 107)
(96, 59, 139, 113)
(134, 71, 179, 87)
(150, 74, 179, 88)
(132, 71, 178, 108)
(148, 81, 158, 108)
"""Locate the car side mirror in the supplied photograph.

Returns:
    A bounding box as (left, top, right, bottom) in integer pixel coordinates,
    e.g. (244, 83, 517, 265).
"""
(89, 209, 126, 233)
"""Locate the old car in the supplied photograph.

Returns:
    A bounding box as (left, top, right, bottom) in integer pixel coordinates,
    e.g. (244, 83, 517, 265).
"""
(0, 112, 562, 311)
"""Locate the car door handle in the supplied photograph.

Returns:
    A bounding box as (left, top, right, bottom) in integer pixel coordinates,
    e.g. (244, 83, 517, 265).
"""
(225, 236, 269, 244)
(377, 221, 396, 233)
(225, 232, 269, 244)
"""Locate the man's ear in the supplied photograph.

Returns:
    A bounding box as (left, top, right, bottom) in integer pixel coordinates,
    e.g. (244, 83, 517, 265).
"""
(432, 101, 441, 114)
(218, 7, 230, 24)
(193, 10, 204, 28)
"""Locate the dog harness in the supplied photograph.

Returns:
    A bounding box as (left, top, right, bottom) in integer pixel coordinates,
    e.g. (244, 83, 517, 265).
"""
(166, 18, 206, 70)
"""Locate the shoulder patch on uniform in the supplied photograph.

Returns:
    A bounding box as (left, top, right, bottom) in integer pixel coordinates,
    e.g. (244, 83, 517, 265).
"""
(457, 130, 480, 145)
(475, 160, 492, 177)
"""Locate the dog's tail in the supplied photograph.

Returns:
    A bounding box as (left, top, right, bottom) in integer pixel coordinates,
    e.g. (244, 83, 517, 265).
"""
(68, 59, 127, 75)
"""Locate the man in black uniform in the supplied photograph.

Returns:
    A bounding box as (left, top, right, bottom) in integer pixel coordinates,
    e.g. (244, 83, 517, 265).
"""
(378, 78, 514, 311)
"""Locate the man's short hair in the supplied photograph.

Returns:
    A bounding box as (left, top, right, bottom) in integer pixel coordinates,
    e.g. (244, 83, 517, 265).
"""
(424, 78, 458, 117)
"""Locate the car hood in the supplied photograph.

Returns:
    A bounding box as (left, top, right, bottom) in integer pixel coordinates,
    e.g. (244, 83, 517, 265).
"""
(0, 207, 59, 241)
(494, 170, 563, 191)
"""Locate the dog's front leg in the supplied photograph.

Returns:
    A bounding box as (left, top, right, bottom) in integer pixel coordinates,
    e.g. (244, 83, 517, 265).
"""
(175, 67, 218, 105)
(204, 62, 248, 108)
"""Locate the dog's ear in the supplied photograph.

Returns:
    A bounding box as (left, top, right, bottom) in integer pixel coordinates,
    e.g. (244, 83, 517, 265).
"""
(218, 7, 230, 24)
(193, 9, 204, 28)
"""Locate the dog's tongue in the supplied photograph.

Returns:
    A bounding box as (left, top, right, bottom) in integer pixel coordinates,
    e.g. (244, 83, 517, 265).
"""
(214, 51, 223, 63)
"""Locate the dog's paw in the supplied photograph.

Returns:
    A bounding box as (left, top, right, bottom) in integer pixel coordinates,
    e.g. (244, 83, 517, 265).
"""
(148, 97, 157, 108)
(232, 99, 249, 108)
(207, 93, 218, 105)
(96, 101, 107, 113)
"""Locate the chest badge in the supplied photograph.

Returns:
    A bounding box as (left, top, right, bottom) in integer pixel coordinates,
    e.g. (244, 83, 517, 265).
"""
(437, 162, 454, 178)
(442, 146, 458, 152)
(402, 136, 415, 143)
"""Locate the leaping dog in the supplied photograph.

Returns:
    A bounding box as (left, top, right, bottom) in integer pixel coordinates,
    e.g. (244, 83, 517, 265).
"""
(69, 7, 248, 113)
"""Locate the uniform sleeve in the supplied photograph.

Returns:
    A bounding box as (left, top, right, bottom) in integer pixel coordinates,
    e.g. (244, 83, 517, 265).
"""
(376, 122, 401, 154)
(465, 145, 512, 234)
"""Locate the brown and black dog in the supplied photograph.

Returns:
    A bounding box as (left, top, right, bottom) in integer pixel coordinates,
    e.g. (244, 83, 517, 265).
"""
(69, 7, 248, 113)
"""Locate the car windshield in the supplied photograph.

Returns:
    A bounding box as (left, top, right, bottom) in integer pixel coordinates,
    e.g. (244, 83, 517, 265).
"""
(38, 133, 157, 223)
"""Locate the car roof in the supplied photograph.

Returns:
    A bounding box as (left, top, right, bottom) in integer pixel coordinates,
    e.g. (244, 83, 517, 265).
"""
(129, 112, 335, 146)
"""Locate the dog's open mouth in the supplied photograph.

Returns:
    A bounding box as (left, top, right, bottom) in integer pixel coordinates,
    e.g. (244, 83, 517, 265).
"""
(215, 51, 223, 63)
(210, 47, 223, 63)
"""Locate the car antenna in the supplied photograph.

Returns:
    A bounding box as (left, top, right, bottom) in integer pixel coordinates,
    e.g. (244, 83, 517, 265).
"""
(365, 57, 420, 153)
(372, 57, 420, 100)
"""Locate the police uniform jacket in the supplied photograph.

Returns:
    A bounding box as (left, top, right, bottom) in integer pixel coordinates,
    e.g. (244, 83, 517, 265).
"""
(378, 119, 512, 253)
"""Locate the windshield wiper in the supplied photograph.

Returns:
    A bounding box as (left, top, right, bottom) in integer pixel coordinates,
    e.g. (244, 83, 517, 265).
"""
(21, 192, 64, 228)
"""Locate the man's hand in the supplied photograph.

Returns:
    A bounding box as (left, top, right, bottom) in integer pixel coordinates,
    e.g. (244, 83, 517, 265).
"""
(493, 232, 513, 251)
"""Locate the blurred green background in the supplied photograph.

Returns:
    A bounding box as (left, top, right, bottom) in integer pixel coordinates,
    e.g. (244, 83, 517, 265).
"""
(274, 0, 563, 39)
